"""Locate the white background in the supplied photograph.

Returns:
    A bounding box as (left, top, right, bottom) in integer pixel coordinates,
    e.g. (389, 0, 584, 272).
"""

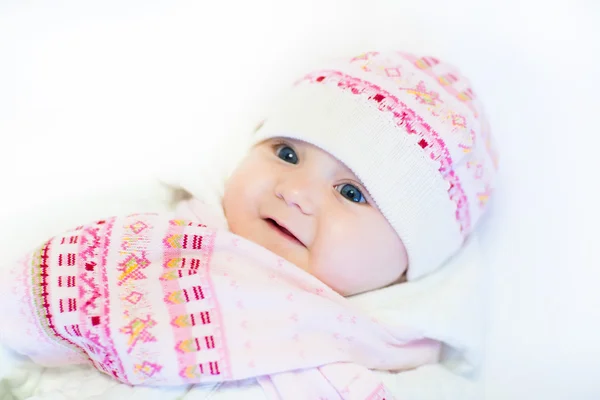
(0, 1, 599, 399)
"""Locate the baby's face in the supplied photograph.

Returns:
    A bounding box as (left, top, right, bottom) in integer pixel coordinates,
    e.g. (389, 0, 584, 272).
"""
(222, 138, 408, 296)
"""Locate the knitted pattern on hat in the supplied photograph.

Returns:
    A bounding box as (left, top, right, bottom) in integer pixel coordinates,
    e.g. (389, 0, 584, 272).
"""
(252, 51, 498, 280)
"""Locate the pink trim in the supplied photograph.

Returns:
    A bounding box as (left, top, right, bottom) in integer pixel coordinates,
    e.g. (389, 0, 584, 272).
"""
(163, 222, 195, 379)
(161, 222, 232, 381)
(33, 241, 89, 357)
(77, 225, 105, 371)
(298, 70, 471, 235)
(98, 218, 129, 383)
(198, 232, 233, 378)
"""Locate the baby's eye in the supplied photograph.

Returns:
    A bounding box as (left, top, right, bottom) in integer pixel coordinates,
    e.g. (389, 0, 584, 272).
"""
(276, 145, 299, 165)
(336, 183, 366, 204)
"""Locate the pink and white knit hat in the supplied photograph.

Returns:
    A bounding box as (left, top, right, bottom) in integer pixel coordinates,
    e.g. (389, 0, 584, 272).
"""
(252, 51, 499, 280)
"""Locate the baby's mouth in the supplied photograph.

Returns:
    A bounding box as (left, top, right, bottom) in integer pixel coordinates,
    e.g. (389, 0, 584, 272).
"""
(265, 218, 305, 247)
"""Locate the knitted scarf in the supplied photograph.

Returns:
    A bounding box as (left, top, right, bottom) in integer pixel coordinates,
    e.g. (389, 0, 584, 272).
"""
(0, 212, 440, 398)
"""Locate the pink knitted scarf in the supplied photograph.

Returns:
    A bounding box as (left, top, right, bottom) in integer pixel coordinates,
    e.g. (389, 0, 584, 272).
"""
(0, 212, 439, 398)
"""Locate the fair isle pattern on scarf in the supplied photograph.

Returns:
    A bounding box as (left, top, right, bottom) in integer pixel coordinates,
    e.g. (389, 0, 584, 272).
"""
(1, 212, 440, 398)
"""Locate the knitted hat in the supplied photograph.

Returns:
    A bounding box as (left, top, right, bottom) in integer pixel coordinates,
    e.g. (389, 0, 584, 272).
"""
(252, 51, 499, 280)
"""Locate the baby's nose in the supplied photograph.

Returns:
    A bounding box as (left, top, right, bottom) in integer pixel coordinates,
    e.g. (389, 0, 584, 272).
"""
(275, 174, 319, 215)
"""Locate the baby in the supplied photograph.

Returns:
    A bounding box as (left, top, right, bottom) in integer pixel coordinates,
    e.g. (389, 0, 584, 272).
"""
(0, 50, 497, 396)
(220, 50, 497, 295)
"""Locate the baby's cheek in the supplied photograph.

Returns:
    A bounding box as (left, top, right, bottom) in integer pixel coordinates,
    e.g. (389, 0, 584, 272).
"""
(309, 234, 372, 296)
